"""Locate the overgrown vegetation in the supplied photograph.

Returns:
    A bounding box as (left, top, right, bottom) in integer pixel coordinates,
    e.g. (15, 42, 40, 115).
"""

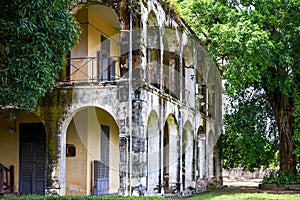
(0, 0, 81, 111)
(263, 170, 300, 185)
(220, 90, 279, 171)
(176, 0, 300, 175)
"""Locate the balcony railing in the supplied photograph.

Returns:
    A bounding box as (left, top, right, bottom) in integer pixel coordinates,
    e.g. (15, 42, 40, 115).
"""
(0, 164, 14, 195)
(62, 52, 127, 84)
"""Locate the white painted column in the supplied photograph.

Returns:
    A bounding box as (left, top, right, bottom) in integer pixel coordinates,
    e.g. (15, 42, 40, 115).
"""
(198, 135, 206, 179)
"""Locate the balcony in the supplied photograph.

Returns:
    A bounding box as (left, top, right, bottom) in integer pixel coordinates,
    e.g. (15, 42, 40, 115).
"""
(60, 52, 128, 85)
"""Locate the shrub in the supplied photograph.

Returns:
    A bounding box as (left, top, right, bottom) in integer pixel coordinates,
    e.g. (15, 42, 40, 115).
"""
(263, 170, 300, 184)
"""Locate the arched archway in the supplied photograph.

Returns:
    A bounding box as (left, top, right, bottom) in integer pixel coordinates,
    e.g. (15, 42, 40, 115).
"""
(163, 114, 179, 193)
(162, 28, 180, 98)
(65, 107, 119, 195)
(146, 111, 160, 194)
(146, 10, 160, 87)
(207, 130, 215, 179)
(206, 61, 221, 120)
(197, 126, 206, 179)
(68, 3, 121, 82)
(182, 42, 194, 107)
(182, 121, 193, 189)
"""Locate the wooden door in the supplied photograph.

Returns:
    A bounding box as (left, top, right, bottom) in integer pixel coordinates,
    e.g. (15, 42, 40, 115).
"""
(19, 123, 46, 195)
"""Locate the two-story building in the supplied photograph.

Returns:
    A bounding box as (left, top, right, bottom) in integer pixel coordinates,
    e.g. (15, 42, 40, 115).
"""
(0, 0, 222, 196)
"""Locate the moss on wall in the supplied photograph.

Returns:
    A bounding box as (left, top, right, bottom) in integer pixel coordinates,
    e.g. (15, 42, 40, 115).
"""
(35, 88, 73, 187)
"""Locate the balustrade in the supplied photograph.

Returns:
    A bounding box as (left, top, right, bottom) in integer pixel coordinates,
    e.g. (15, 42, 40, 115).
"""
(0, 164, 14, 195)
(62, 53, 125, 83)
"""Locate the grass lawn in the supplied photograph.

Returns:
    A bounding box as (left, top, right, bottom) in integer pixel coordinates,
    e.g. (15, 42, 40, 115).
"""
(1, 187, 300, 200)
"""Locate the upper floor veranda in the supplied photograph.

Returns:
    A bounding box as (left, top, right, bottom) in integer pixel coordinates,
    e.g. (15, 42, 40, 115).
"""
(56, 0, 222, 121)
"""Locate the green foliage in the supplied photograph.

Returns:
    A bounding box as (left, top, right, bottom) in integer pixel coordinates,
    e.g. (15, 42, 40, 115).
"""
(263, 170, 300, 185)
(177, 0, 300, 173)
(177, 0, 300, 97)
(0, 0, 81, 111)
(293, 99, 300, 162)
(221, 89, 279, 170)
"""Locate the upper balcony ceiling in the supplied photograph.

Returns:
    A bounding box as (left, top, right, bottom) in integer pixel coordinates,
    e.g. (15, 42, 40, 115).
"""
(86, 5, 120, 29)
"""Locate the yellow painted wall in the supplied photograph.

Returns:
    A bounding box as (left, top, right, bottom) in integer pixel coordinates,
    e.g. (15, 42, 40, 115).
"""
(71, 9, 89, 81)
(88, 9, 119, 57)
(88, 9, 120, 80)
(0, 112, 19, 193)
(66, 107, 119, 195)
(0, 111, 43, 194)
(66, 109, 88, 195)
(87, 108, 100, 195)
(71, 7, 120, 82)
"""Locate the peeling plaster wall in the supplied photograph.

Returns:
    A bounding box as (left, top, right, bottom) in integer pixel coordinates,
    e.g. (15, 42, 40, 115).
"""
(33, 0, 222, 196)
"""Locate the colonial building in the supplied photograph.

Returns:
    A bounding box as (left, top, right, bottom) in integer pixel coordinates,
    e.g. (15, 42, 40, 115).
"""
(0, 0, 222, 196)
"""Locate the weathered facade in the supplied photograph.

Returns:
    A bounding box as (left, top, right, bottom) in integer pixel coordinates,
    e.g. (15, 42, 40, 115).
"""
(0, 0, 222, 196)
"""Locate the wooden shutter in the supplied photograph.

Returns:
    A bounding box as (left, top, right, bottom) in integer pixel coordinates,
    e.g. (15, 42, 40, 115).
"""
(34, 143, 46, 195)
(20, 143, 32, 194)
(94, 125, 110, 195)
(19, 123, 46, 195)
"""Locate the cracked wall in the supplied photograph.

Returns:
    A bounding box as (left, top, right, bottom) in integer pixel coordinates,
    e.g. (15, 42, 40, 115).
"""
(0, 0, 224, 196)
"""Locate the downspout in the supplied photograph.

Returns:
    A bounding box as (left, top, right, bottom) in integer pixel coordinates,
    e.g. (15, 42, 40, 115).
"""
(157, 33, 163, 190)
(193, 41, 198, 190)
(128, 0, 133, 196)
(179, 35, 183, 191)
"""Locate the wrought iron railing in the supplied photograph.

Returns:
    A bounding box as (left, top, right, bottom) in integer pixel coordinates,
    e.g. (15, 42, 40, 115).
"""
(0, 163, 14, 195)
(62, 52, 126, 83)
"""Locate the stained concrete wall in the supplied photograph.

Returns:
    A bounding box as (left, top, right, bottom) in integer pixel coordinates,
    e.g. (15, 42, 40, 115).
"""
(0, 0, 222, 196)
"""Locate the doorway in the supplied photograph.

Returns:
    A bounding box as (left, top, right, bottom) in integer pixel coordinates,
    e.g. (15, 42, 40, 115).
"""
(99, 35, 115, 81)
(94, 125, 110, 195)
(19, 123, 46, 195)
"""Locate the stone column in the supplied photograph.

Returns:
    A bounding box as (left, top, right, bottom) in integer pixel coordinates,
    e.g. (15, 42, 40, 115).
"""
(130, 88, 148, 196)
(198, 135, 206, 179)
(118, 86, 148, 196)
(117, 82, 129, 195)
(119, 135, 129, 195)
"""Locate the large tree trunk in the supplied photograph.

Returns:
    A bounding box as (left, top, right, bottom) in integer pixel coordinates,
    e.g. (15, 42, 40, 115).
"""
(268, 91, 296, 175)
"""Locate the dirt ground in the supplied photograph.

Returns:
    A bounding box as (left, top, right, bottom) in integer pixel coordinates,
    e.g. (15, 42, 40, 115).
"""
(215, 186, 300, 195)
(219, 178, 300, 194)
(223, 178, 262, 187)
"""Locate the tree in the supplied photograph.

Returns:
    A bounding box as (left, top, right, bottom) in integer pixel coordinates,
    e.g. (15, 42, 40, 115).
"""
(0, 0, 80, 111)
(221, 89, 279, 170)
(177, 0, 300, 174)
